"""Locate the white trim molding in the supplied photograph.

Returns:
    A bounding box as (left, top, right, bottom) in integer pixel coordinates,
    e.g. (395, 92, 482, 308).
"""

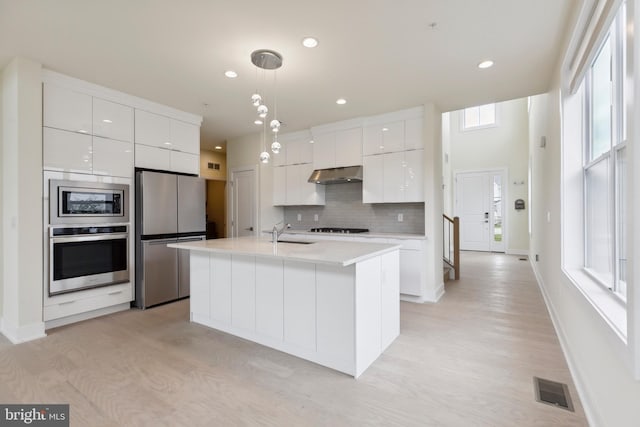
(0, 318, 47, 344)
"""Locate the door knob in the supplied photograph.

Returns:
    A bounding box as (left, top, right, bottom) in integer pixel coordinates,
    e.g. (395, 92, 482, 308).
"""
(245, 226, 254, 231)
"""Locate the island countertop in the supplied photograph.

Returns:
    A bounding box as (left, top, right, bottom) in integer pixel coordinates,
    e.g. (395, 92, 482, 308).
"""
(168, 236, 401, 267)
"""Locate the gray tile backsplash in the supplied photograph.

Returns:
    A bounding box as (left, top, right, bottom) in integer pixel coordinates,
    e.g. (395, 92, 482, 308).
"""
(283, 182, 425, 234)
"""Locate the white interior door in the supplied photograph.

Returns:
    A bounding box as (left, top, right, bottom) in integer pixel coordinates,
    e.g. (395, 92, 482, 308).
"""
(230, 168, 256, 238)
(455, 170, 505, 252)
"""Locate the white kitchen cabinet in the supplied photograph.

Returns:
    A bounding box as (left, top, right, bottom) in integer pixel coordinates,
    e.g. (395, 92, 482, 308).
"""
(275, 163, 324, 206)
(362, 154, 384, 203)
(312, 132, 335, 169)
(170, 151, 199, 175)
(231, 255, 256, 331)
(135, 109, 172, 148)
(404, 117, 424, 150)
(363, 150, 424, 203)
(92, 137, 133, 177)
(404, 149, 424, 202)
(171, 119, 200, 154)
(43, 282, 132, 322)
(210, 253, 232, 324)
(93, 98, 134, 142)
(399, 248, 423, 296)
(135, 144, 171, 171)
(43, 127, 93, 173)
(285, 136, 313, 165)
(273, 166, 287, 205)
(313, 127, 362, 169)
(43, 83, 93, 134)
(284, 260, 316, 351)
(255, 259, 284, 341)
(383, 151, 405, 203)
(363, 120, 404, 155)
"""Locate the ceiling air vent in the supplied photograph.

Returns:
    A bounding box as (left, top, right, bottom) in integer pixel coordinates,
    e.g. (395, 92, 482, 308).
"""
(207, 162, 220, 170)
(533, 377, 574, 412)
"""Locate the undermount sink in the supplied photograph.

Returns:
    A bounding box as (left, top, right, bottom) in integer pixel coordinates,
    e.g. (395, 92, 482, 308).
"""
(276, 240, 315, 245)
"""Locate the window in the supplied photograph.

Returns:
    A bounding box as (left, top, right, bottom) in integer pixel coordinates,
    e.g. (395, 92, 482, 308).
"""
(462, 104, 496, 129)
(583, 3, 627, 300)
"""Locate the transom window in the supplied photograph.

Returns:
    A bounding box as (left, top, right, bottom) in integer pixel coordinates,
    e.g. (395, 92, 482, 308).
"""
(462, 104, 496, 129)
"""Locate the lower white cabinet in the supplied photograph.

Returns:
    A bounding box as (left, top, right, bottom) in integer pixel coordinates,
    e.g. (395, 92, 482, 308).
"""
(43, 282, 133, 323)
(284, 260, 317, 351)
(273, 163, 325, 206)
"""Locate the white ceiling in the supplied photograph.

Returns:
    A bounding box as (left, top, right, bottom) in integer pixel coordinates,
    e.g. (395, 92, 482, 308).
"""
(0, 0, 578, 151)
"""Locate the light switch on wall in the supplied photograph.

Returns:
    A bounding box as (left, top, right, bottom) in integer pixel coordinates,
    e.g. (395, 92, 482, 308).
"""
(297, 213, 302, 221)
(314, 214, 319, 222)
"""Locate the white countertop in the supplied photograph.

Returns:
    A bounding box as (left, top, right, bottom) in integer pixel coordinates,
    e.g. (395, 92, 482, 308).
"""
(168, 236, 401, 267)
(281, 230, 427, 240)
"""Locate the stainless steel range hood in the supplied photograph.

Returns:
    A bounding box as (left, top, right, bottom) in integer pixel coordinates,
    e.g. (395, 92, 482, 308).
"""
(307, 166, 363, 185)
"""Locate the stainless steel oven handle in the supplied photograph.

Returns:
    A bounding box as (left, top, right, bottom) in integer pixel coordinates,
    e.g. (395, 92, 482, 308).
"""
(51, 233, 129, 243)
(144, 239, 178, 245)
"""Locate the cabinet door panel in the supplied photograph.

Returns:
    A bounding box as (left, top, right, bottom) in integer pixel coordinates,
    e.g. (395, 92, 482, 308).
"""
(381, 121, 405, 153)
(403, 149, 424, 202)
(170, 151, 199, 175)
(43, 84, 92, 134)
(231, 255, 256, 331)
(283, 261, 316, 351)
(135, 110, 171, 148)
(400, 250, 422, 295)
(285, 164, 300, 205)
(383, 152, 405, 203)
(171, 119, 200, 154)
(335, 127, 363, 167)
(93, 98, 133, 142)
(363, 124, 384, 156)
(312, 133, 335, 169)
(404, 118, 424, 150)
(134, 144, 171, 170)
(362, 155, 384, 203)
(92, 137, 133, 177)
(316, 264, 354, 363)
(211, 253, 232, 324)
(299, 163, 324, 205)
(43, 127, 92, 173)
(256, 259, 284, 341)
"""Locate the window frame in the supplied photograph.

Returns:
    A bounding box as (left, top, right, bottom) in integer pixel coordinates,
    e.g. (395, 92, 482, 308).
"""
(461, 103, 498, 131)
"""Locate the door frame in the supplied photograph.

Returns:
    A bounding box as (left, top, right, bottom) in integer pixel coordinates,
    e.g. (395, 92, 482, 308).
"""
(227, 165, 259, 238)
(453, 167, 508, 252)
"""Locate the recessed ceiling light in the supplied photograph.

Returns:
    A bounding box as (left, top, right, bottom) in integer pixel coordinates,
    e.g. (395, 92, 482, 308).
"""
(478, 60, 494, 69)
(215, 146, 222, 150)
(254, 119, 263, 125)
(336, 98, 347, 105)
(164, 142, 172, 145)
(224, 70, 238, 78)
(102, 119, 113, 123)
(302, 37, 319, 48)
(382, 127, 389, 132)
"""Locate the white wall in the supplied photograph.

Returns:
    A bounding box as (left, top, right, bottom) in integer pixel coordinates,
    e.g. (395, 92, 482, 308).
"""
(448, 98, 530, 254)
(226, 133, 283, 236)
(0, 66, 4, 318)
(1, 58, 45, 343)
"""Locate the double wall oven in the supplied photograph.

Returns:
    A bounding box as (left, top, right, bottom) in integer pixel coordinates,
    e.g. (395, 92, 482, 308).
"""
(48, 180, 130, 296)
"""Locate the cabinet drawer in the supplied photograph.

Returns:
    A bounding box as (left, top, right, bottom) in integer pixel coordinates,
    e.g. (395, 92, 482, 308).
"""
(43, 283, 132, 321)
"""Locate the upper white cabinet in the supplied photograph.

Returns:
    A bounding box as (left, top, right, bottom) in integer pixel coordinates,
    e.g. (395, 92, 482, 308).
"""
(273, 163, 325, 206)
(170, 119, 200, 154)
(135, 144, 171, 171)
(93, 98, 134, 142)
(363, 149, 424, 203)
(273, 130, 313, 167)
(312, 126, 362, 169)
(135, 110, 172, 148)
(363, 107, 424, 155)
(43, 83, 92, 134)
(43, 127, 93, 173)
(92, 137, 133, 177)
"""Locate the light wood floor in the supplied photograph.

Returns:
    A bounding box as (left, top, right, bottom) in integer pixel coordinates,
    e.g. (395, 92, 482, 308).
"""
(0, 252, 588, 426)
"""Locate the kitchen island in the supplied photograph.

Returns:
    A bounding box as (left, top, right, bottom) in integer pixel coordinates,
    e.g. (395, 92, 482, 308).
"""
(168, 236, 401, 378)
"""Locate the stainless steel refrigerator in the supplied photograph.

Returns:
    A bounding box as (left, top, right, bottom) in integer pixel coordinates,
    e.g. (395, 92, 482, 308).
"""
(134, 170, 206, 308)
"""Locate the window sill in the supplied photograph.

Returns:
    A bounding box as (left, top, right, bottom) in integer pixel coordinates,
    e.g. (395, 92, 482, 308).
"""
(563, 266, 627, 343)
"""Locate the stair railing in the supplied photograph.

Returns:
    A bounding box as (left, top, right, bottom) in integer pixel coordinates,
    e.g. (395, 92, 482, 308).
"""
(443, 214, 460, 280)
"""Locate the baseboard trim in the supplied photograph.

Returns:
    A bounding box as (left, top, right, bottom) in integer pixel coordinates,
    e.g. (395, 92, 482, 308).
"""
(0, 317, 47, 344)
(402, 282, 445, 304)
(529, 260, 602, 427)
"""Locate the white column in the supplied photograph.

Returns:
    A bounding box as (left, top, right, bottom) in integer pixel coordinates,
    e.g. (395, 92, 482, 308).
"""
(1, 57, 45, 343)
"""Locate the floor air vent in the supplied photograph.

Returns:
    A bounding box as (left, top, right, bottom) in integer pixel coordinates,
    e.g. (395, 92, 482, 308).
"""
(533, 377, 574, 412)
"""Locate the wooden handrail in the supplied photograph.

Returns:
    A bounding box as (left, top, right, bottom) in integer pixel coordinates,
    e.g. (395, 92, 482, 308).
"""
(442, 214, 460, 280)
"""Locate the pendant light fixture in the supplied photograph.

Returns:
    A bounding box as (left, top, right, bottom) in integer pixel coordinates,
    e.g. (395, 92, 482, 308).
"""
(250, 49, 283, 164)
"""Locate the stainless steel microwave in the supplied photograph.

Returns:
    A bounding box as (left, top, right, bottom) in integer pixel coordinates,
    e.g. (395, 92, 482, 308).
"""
(49, 179, 129, 225)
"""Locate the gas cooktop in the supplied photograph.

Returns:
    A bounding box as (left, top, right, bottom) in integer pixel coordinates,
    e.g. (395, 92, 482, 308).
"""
(308, 227, 369, 234)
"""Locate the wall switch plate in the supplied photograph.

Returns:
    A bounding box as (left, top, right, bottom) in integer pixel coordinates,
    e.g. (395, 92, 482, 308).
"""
(297, 213, 302, 221)
(397, 213, 403, 222)
(546, 211, 551, 223)
(314, 214, 319, 222)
